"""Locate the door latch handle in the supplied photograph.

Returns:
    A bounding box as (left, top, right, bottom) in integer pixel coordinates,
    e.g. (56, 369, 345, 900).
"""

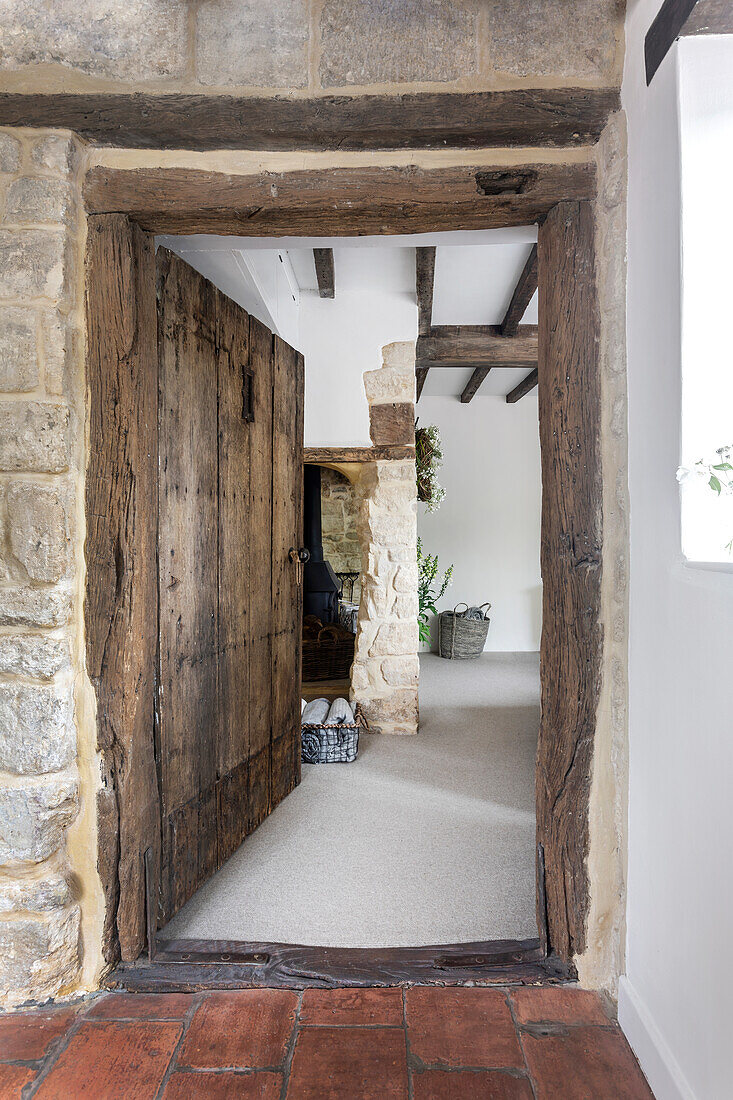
(289, 547, 310, 586)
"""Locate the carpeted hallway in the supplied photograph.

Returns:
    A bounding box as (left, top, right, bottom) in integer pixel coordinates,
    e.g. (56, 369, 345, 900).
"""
(161, 652, 539, 947)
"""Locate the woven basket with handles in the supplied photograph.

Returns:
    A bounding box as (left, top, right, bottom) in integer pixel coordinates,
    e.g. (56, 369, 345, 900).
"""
(438, 603, 491, 659)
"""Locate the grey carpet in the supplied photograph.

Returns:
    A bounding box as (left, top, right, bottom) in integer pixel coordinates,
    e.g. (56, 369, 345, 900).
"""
(161, 652, 539, 947)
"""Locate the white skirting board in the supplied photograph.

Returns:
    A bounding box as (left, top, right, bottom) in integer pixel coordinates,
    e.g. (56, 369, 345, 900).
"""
(618, 976, 697, 1100)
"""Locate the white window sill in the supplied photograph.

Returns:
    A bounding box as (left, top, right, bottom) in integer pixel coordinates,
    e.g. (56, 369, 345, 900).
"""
(683, 558, 733, 575)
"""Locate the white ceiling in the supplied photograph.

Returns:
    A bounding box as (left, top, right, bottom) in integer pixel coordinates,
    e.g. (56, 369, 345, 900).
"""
(157, 227, 539, 402)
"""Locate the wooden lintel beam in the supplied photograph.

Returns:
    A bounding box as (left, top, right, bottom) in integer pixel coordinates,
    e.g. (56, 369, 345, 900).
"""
(461, 367, 492, 404)
(506, 368, 539, 403)
(501, 244, 538, 337)
(415, 246, 436, 401)
(0, 89, 619, 151)
(313, 248, 335, 298)
(416, 325, 538, 370)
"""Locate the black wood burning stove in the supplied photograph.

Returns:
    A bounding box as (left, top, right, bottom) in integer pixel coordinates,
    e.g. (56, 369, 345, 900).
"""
(303, 464, 341, 624)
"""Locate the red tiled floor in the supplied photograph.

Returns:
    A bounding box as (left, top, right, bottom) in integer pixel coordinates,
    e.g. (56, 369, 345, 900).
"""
(33, 1020, 182, 1100)
(511, 987, 612, 1027)
(177, 990, 297, 1069)
(413, 1069, 535, 1098)
(86, 992, 195, 1020)
(522, 1025, 655, 1100)
(162, 1069, 283, 1098)
(406, 988, 523, 1069)
(286, 1026, 408, 1099)
(300, 987, 403, 1027)
(0, 1007, 77, 1061)
(0, 1063, 35, 1097)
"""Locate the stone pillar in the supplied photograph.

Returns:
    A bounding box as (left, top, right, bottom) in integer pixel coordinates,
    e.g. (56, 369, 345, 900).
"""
(0, 130, 90, 1007)
(350, 343, 419, 735)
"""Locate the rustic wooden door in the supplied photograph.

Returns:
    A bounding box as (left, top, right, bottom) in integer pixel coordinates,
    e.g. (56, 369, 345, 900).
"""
(156, 249, 304, 926)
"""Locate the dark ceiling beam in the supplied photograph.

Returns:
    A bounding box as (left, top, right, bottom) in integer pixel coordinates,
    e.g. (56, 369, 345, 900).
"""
(415, 246, 436, 401)
(645, 0, 699, 84)
(506, 368, 539, 404)
(461, 368, 492, 404)
(0, 89, 619, 151)
(416, 325, 538, 371)
(313, 248, 335, 298)
(501, 244, 539, 337)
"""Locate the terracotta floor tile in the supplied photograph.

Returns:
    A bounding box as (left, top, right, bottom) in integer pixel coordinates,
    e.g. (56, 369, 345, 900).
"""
(33, 1020, 182, 1100)
(522, 1025, 654, 1100)
(178, 990, 297, 1069)
(0, 1008, 77, 1061)
(0, 1064, 35, 1097)
(511, 988, 611, 1028)
(162, 1069, 282, 1098)
(406, 988, 523, 1069)
(86, 992, 196, 1020)
(413, 1069, 534, 1098)
(300, 988, 404, 1027)
(286, 1026, 408, 1099)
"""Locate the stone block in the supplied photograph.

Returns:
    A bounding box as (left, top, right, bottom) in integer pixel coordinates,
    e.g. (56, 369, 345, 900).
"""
(0, 870, 72, 914)
(4, 179, 74, 227)
(0, 230, 66, 299)
(0, 775, 78, 865)
(196, 0, 308, 88)
(392, 563, 418, 592)
(0, 306, 38, 391)
(381, 656, 419, 687)
(376, 460, 415, 481)
(394, 593, 418, 619)
(359, 690, 418, 735)
(0, 587, 71, 628)
(369, 620, 418, 657)
(319, 0, 476, 86)
(487, 0, 621, 82)
(30, 136, 78, 178)
(7, 482, 70, 581)
(372, 480, 417, 514)
(0, 684, 75, 775)
(367, 512, 416, 548)
(41, 312, 68, 395)
(0, 134, 22, 174)
(363, 368, 415, 405)
(0, 401, 69, 471)
(382, 341, 417, 373)
(0, 1, 188, 82)
(0, 905, 80, 1008)
(0, 634, 70, 679)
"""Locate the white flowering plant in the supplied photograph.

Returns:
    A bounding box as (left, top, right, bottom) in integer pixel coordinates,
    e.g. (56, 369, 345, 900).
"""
(417, 538, 453, 644)
(677, 443, 733, 553)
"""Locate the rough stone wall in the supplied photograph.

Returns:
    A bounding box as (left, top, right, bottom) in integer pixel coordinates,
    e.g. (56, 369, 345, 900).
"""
(0, 1, 625, 95)
(350, 343, 419, 736)
(321, 468, 361, 602)
(576, 112, 629, 994)
(0, 129, 101, 1008)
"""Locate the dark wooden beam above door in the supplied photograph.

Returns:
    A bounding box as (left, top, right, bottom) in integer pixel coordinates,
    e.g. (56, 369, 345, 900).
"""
(83, 162, 596, 236)
(0, 88, 619, 151)
(313, 248, 335, 298)
(415, 246, 436, 401)
(501, 244, 539, 337)
(416, 325, 538, 371)
(506, 368, 539, 403)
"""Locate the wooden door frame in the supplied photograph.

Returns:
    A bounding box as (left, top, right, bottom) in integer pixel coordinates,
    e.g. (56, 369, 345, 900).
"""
(84, 159, 603, 984)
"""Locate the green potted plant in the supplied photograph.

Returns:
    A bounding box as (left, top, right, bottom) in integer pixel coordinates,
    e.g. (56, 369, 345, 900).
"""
(417, 537, 453, 645)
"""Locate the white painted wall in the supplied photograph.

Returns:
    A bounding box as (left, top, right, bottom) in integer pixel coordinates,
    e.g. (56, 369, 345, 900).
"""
(300, 247, 417, 447)
(417, 395, 542, 653)
(619, 9, 733, 1100)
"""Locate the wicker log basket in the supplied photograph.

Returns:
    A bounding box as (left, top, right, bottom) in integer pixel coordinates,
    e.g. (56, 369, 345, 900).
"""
(301, 697, 366, 764)
(438, 603, 491, 659)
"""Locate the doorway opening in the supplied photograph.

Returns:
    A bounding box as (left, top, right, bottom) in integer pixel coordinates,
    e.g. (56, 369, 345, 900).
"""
(84, 162, 603, 988)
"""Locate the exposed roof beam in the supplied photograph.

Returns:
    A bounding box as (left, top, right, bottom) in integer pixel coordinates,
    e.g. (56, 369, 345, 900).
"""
(645, 0, 708, 85)
(313, 248, 335, 298)
(416, 325, 538, 370)
(501, 244, 538, 337)
(415, 246, 436, 401)
(461, 367, 492, 404)
(506, 368, 539, 403)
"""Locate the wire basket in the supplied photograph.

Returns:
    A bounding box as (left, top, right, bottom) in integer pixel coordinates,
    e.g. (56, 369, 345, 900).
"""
(301, 703, 366, 764)
(438, 603, 491, 659)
